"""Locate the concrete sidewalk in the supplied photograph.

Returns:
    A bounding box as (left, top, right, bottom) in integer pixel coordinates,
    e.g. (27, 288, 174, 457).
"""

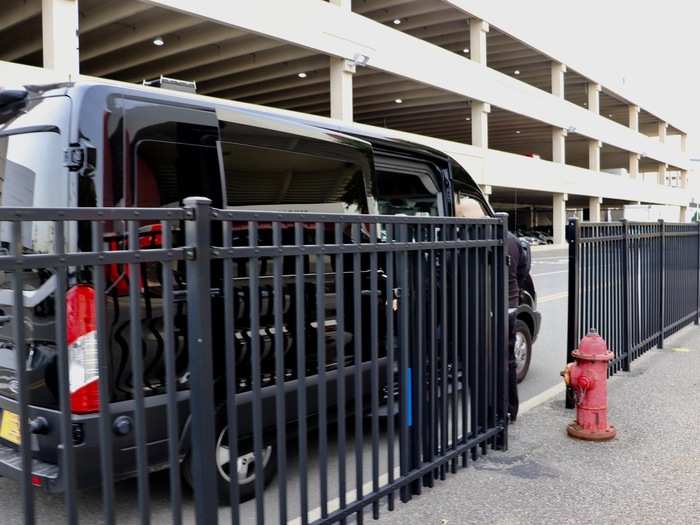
(377, 326, 700, 525)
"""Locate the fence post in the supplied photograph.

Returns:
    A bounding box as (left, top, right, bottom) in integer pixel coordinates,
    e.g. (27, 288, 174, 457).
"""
(658, 219, 665, 349)
(183, 197, 219, 525)
(621, 220, 631, 371)
(696, 220, 700, 325)
(565, 218, 579, 409)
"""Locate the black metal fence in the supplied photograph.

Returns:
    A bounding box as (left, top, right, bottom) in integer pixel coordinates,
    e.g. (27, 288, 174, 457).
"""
(566, 218, 699, 405)
(0, 198, 508, 524)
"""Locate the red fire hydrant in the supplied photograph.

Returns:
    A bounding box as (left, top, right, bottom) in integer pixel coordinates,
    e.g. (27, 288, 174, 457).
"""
(561, 329, 616, 441)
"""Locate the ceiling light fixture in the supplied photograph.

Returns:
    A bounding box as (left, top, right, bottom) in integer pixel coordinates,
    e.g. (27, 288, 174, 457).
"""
(153, 36, 164, 46)
(297, 72, 307, 78)
(514, 69, 521, 75)
(515, 130, 521, 134)
(393, 18, 402, 25)
(608, 113, 613, 117)
(395, 98, 403, 104)
(463, 48, 470, 53)
(466, 117, 471, 121)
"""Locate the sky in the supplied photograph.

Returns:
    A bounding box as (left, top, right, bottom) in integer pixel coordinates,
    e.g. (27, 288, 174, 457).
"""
(497, 0, 700, 158)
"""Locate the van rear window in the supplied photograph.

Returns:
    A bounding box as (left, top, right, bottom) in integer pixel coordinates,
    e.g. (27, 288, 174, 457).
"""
(220, 142, 370, 214)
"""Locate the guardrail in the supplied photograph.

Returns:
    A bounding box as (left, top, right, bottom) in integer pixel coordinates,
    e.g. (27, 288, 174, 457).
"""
(566, 218, 699, 407)
(0, 199, 509, 524)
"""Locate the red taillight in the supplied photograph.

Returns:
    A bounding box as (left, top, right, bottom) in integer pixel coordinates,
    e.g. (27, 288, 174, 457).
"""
(31, 475, 43, 487)
(70, 378, 100, 414)
(66, 285, 100, 414)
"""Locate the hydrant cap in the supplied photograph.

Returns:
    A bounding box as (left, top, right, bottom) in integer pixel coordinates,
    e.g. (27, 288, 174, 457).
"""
(577, 329, 609, 357)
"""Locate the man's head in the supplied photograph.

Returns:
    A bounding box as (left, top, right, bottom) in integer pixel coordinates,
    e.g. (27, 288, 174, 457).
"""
(455, 197, 486, 219)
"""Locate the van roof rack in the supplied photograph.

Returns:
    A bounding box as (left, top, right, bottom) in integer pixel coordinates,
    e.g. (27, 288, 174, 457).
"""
(143, 76, 197, 94)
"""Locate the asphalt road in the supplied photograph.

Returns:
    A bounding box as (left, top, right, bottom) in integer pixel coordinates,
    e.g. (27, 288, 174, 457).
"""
(519, 248, 569, 402)
(0, 248, 570, 524)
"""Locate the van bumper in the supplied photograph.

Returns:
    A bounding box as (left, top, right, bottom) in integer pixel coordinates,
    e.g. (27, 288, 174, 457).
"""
(0, 392, 190, 493)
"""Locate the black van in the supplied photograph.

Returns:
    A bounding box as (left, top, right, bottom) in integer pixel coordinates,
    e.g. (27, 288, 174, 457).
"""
(0, 81, 535, 502)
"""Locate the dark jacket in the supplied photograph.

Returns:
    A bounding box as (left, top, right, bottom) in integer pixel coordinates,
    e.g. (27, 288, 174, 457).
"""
(505, 232, 529, 308)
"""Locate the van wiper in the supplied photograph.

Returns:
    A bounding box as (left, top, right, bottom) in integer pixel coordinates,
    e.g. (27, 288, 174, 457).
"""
(0, 125, 60, 138)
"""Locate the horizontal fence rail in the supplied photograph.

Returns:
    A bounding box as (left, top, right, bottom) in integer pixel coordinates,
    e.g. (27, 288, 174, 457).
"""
(0, 199, 509, 525)
(566, 218, 700, 408)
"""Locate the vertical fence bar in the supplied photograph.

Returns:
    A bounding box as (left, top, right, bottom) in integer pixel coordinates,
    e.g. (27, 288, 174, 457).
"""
(496, 214, 509, 449)
(315, 222, 329, 520)
(92, 220, 115, 525)
(369, 225, 380, 518)
(351, 222, 364, 521)
(248, 221, 265, 525)
(334, 223, 348, 522)
(460, 223, 469, 467)
(295, 222, 309, 525)
(398, 223, 411, 503)
(222, 220, 241, 524)
(10, 221, 33, 525)
(696, 221, 700, 325)
(183, 197, 218, 525)
(160, 220, 182, 525)
(621, 220, 631, 372)
(128, 218, 151, 525)
(53, 221, 77, 525)
(658, 219, 665, 349)
(565, 218, 579, 409)
(272, 222, 287, 525)
(383, 223, 395, 512)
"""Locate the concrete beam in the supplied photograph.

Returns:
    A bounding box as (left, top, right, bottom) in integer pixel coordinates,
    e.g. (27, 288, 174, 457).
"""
(588, 139, 601, 172)
(628, 152, 640, 179)
(330, 57, 354, 121)
(469, 18, 489, 66)
(588, 196, 602, 222)
(587, 82, 601, 114)
(657, 121, 668, 143)
(551, 62, 566, 98)
(471, 101, 490, 148)
(658, 163, 668, 185)
(552, 128, 567, 163)
(42, 0, 79, 79)
(628, 105, 640, 132)
(553, 193, 568, 245)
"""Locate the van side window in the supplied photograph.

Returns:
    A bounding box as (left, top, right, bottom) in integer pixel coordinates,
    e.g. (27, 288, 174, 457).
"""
(135, 140, 220, 207)
(220, 142, 369, 214)
(455, 191, 488, 219)
(376, 170, 440, 216)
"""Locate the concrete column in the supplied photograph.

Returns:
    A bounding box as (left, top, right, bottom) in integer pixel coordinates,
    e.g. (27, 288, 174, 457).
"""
(552, 193, 568, 245)
(552, 128, 567, 163)
(479, 184, 492, 202)
(628, 153, 640, 179)
(471, 101, 491, 148)
(589, 196, 602, 222)
(330, 57, 355, 121)
(680, 206, 688, 223)
(469, 19, 489, 66)
(42, 0, 80, 78)
(587, 82, 601, 114)
(628, 105, 640, 132)
(681, 170, 689, 188)
(657, 121, 668, 143)
(588, 139, 601, 172)
(551, 62, 566, 98)
(681, 133, 688, 153)
(657, 163, 668, 185)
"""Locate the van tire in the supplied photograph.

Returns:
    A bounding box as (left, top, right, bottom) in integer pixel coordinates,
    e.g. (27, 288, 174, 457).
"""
(514, 319, 532, 383)
(182, 416, 277, 505)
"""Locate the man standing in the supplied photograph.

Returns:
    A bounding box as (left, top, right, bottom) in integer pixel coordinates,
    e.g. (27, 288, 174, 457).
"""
(455, 198, 526, 423)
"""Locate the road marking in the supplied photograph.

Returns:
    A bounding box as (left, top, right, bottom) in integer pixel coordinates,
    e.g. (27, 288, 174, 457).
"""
(532, 270, 568, 277)
(672, 347, 695, 353)
(538, 291, 568, 303)
(520, 382, 565, 415)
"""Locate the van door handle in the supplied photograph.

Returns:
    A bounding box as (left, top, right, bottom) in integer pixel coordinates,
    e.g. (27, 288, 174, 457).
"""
(0, 315, 12, 326)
